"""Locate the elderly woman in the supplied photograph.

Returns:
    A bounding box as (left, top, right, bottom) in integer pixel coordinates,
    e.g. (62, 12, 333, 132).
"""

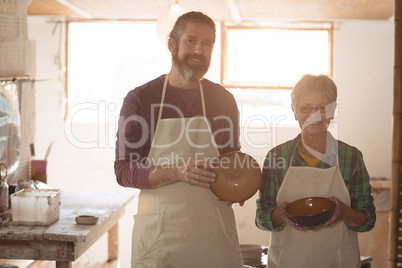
(255, 74, 376, 268)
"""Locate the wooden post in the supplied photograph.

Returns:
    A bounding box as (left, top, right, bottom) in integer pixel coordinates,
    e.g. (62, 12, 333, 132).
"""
(388, 0, 402, 267)
(108, 222, 119, 262)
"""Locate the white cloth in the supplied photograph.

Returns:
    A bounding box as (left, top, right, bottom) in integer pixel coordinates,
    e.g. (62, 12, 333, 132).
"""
(131, 75, 243, 268)
(268, 157, 360, 268)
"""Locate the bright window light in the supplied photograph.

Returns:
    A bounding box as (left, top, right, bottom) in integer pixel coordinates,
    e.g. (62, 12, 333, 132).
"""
(67, 21, 171, 123)
(67, 21, 220, 123)
(223, 26, 332, 88)
(67, 21, 332, 127)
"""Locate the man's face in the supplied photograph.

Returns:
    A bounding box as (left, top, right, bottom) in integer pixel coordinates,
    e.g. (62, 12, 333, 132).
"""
(171, 22, 214, 82)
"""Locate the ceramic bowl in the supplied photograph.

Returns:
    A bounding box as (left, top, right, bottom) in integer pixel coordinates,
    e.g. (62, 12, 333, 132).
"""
(75, 215, 99, 225)
(285, 197, 335, 228)
(210, 151, 261, 203)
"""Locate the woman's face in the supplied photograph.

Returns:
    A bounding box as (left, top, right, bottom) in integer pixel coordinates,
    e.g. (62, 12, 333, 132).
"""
(293, 93, 336, 137)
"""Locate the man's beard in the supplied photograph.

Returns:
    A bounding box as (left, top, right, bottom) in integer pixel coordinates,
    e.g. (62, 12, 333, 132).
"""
(172, 49, 211, 83)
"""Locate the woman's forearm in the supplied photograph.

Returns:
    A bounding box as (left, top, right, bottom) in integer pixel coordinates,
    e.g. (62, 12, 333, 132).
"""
(341, 206, 368, 227)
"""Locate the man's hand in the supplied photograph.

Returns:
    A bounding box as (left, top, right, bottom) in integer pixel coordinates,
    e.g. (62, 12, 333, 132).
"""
(176, 159, 216, 187)
(148, 158, 216, 188)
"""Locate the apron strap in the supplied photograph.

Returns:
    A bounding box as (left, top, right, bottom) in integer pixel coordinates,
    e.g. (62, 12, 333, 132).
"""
(199, 82, 206, 117)
(157, 74, 170, 122)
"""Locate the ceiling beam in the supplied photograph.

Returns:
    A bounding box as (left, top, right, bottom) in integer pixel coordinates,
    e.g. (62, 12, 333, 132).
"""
(55, 0, 92, 18)
(226, 0, 242, 22)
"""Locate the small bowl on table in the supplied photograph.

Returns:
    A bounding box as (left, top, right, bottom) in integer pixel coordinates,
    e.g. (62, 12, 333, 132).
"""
(284, 197, 335, 229)
(75, 215, 99, 225)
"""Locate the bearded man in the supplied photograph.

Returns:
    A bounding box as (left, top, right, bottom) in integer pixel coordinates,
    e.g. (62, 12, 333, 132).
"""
(114, 11, 244, 268)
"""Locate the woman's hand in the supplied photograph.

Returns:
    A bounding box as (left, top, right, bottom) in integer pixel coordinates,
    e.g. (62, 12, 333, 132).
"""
(272, 202, 304, 231)
(324, 196, 367, 228)
(323, 196, 345, 227)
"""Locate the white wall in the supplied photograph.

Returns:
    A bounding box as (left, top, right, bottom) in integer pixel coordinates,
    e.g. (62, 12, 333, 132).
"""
(334, 20, 393, 178)
(27, 16, 394, 266)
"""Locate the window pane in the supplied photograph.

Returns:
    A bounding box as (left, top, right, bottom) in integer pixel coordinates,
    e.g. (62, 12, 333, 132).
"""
(67, 21, 221, 123)
(67, 21, 171, 123)
(224, 27, 331, 88)
(231, 88, 294, 126)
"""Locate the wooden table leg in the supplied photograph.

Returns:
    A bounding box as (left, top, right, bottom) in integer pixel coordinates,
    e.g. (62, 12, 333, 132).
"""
(108, 222, 119, 261)
(56, 261, 72, 268)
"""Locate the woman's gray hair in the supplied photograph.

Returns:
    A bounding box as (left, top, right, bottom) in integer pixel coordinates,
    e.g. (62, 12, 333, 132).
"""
(169, 11, 216, 44)
(291, 74, 337, 110)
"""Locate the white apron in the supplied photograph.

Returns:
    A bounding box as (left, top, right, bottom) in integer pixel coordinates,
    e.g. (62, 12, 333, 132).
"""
(268, 156, 360, 268)
(131, 75, 243, 268)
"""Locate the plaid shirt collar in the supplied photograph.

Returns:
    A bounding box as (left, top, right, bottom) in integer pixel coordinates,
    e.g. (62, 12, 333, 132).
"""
(289, 132, 339, 168)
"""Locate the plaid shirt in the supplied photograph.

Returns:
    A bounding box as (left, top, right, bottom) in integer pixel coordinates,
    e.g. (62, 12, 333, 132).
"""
(255, 133, 376, 232)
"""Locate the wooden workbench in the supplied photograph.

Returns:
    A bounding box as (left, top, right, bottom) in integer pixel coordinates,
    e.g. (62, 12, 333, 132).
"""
(0, 191, 135, 268)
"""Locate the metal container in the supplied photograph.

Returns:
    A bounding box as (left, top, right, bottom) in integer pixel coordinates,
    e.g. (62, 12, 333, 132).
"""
(0, 180, 8, 212)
